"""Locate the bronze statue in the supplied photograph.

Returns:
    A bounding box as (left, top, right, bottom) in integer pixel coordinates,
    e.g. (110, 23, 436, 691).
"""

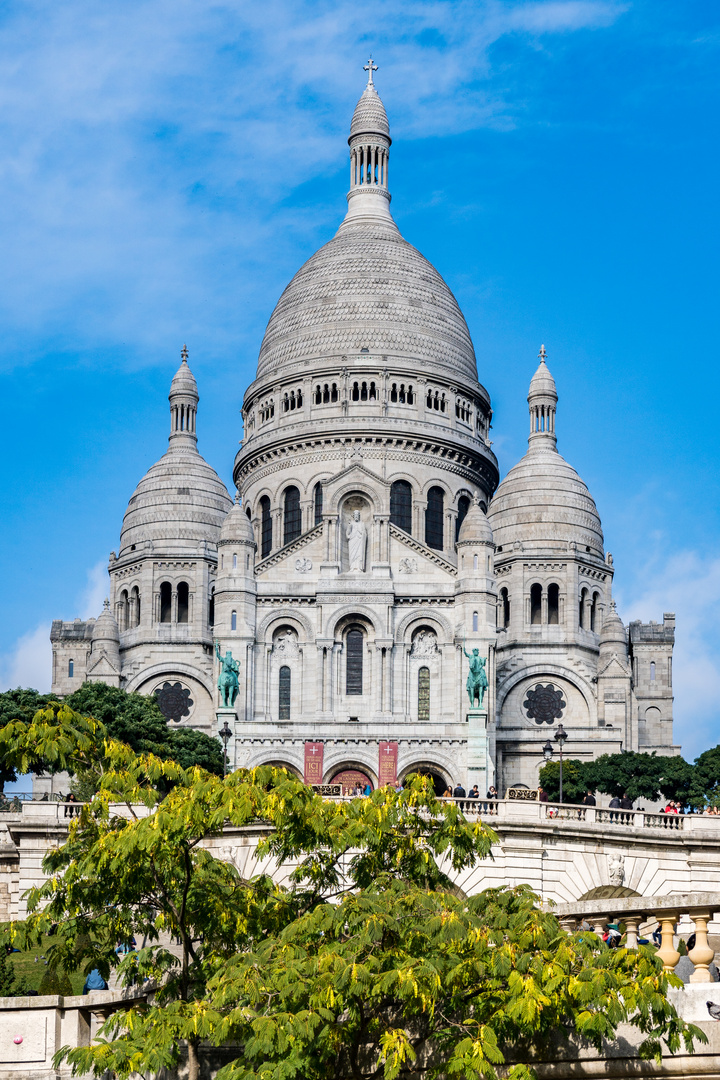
(463, 643, 488, 708)
(215, 642, 240, 708)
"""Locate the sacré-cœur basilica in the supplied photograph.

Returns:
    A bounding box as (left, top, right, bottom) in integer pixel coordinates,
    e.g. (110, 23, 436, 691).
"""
(50, 64, 678, 796)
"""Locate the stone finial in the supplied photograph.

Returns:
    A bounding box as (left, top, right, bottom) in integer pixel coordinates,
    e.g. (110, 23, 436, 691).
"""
(181, 343, 189, 363)
(538, 343, 547, 361)
(103, 598, 110, 611)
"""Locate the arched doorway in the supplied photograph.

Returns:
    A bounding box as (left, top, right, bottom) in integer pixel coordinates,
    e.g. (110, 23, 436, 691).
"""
(330, 768, 374, 795)
(402, 769, 448, 797)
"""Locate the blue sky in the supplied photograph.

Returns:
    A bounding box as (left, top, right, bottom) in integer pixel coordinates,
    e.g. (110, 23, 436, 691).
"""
(0, 0, 718, 760)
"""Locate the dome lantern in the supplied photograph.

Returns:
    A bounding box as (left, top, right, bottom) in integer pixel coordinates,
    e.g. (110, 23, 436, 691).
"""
(528, 345, 558, 451)
(169, 344, 199, 450)
(341, 59, 396, 232)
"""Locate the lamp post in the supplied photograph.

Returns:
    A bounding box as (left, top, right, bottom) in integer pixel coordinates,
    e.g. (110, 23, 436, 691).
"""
(218, 720, 232, 777)
(554, 723, 567, 803)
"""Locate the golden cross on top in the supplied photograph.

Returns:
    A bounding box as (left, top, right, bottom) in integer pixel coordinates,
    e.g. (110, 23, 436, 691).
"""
(364, 57, 378, 86)
(538, 344, 547, 361)
(181, 344, 189, 362)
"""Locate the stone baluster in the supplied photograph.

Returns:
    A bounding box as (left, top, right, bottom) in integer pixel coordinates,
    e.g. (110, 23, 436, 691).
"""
(688, 911, 715, 982)
(656, 911, 680, 972)
(624, 916, 640, 949)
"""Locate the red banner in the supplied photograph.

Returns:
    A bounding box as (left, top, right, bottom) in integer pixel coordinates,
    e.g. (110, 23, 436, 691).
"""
(378, 741, 398, 787)
(304, 741, 324, 785)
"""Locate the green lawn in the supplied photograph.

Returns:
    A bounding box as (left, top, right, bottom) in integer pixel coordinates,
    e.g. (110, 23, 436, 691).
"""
(6, 936, 90, 996)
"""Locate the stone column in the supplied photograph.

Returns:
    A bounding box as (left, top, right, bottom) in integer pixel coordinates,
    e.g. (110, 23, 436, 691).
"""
(171, 589, 178, 624)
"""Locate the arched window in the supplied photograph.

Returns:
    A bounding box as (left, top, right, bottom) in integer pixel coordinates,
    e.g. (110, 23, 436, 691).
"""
(119, 589, 129, 632)
(548, 583, 559, 625)
(530, 583, 542, 625)
(208, 587, 215, 628)
(160, 581, 172, 623)
(472, 611, 479, 632)
(279, 665, 291, 720)
(68, 659, 74, 678)
(418, 666, 430, 722)
(425, 487, 445, 550)
(231, 610, 237, 631)
(579, 587, 588, 629)
(245, 505, 251, 520)
(500, 587, 510, 628)
(131, 585, 140, 627)
(455, 495, 470, 542)
(260, 496, 272, 558)
(283, 486, 301, 545)
(390, 480, 412, 534)
(177, 581, 189, 623)
(346, 627, 364, 696)
(314, 482, 323, 526)
(232, 553, 237, 569)
(590, 591, 599, 631)
(650, 661, 656, 682)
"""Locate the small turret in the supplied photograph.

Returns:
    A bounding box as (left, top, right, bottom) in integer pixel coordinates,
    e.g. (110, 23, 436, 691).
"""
(599, 600, 628, 661)
(87, 599, 121, 686)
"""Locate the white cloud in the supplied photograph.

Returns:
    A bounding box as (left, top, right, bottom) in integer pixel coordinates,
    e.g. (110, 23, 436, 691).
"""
(0, 0, 628, 370)
(620, 551, 720, 761)
(0, 623, 52, 693)
(80, 560, 110, 620)
(0, 558, 108, 694)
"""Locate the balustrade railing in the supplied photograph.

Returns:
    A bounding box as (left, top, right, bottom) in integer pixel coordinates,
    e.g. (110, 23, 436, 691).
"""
(553, 891, 720, 984)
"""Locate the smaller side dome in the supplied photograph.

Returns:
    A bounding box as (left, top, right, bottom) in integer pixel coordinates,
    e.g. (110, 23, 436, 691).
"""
(92, 598, 119, 643)
(170, 346, 199, 396)
(599, 601, 628, 657)
(457, 498, 493, 546)
(219, 494, 255, 546)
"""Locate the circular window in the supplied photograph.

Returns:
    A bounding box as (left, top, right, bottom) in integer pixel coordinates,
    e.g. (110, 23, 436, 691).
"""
(154, 681, 193, 723)
(523, 683, 566, 725)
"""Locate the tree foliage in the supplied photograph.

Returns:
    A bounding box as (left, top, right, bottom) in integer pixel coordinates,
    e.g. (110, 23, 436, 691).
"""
(0, 683, 224, 790)
(0, 706, 704, 1080)
(537, 759, 587, 804)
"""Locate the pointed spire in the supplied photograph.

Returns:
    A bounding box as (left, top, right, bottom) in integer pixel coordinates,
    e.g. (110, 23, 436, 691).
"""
(168, 344, 199, 451)
(527, 345, 558, 451)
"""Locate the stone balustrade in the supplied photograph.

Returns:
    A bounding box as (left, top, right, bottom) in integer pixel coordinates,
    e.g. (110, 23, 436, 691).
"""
(552, 891, 720, 982)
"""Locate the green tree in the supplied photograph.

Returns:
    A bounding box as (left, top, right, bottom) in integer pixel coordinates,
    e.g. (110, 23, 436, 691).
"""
(537, 759, 587, 803)
(0, 706, 704, 1080)
(0, 683, 224, 792)
(0, 951, 14, 996)
(0, 689, 55, 789)
(583, 752, 694, 805)
(689, 746, 720, 807)
(65, 683, 224, 778)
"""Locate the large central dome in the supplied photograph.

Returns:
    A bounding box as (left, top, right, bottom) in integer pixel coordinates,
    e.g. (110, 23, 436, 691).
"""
(254, 74, 479, 386)
(256, 222, 478, 383)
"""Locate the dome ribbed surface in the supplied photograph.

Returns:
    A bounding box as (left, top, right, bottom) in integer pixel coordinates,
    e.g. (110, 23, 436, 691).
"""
(92, 600, 119, 642)
(600, 604, 627, 652)
(220, 497, 255, 544)
(488, 447, 603, 551)
(119, 450, 232, 556)
(350, 86, 390, 140)
(170, 359, 198, 396)
(528, 360, 557, 398)
(458, 500, 494, 545)
(256, 223, 478, 382)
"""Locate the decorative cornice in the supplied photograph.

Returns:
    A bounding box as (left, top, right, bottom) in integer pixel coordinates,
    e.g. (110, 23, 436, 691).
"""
(578, 565, 608, 581)
(254, 523, 324, 575)
(389, 524, 458, 576)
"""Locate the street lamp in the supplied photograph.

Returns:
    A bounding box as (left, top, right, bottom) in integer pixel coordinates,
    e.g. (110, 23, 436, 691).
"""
(554, 723, 567, 804)
(542, 740, 554, 762)
(218, 720, 233, 777)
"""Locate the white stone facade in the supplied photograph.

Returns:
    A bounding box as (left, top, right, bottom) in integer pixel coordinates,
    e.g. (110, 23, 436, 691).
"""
(50, 71, 677, 793)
